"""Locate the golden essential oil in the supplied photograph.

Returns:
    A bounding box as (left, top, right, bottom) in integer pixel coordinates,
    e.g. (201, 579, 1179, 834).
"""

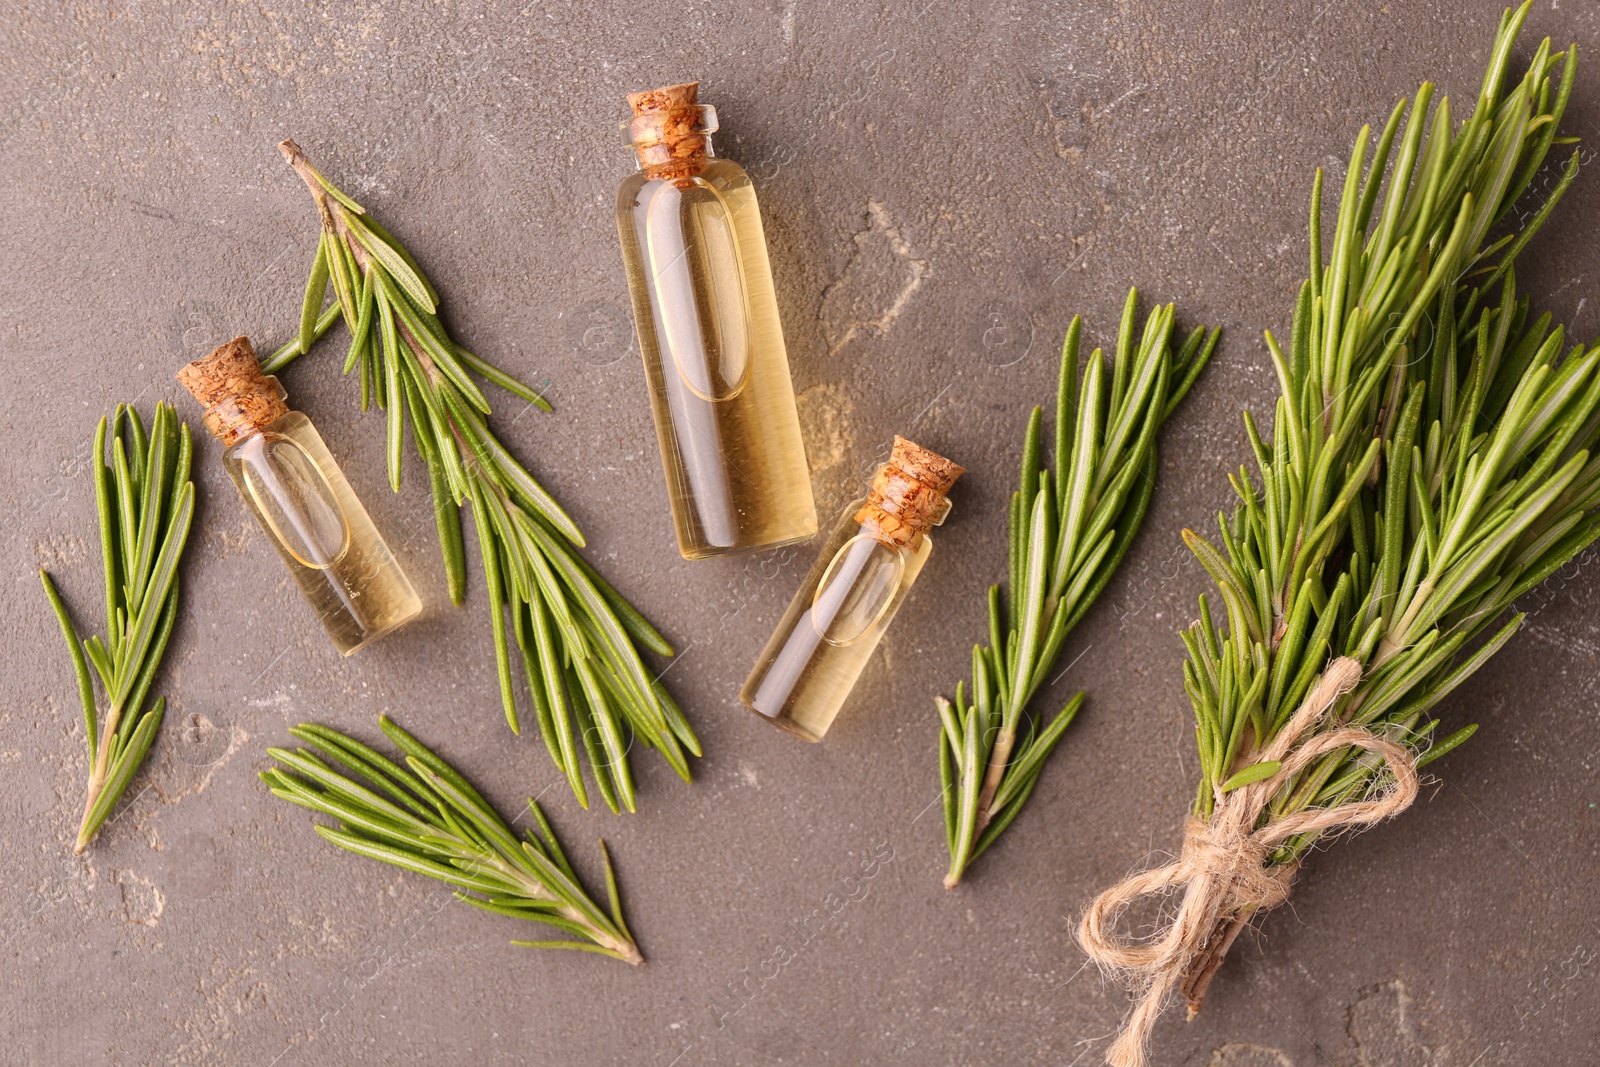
(178, 337, 421, 655)
(616, 81, 817, 559)
(742, 437, 962, 740)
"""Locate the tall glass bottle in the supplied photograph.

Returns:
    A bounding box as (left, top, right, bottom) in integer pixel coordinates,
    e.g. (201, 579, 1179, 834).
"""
(177, 336, 421, 655)
(742, 437, 963, 741)
(615, 81, 817, 560)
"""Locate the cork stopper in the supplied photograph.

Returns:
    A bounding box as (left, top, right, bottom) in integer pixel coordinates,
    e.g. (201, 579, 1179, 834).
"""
(855, 437, 964, 549)
(627, 80, 699, 115)
(175, 336, 290, 445)
(625, 81, 716, 181)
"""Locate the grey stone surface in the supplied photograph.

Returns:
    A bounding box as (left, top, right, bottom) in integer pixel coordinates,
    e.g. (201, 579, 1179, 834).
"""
(3, 2, 1598, 1064)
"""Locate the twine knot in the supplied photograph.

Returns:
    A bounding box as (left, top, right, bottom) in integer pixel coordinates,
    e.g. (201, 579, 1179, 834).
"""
(1179, 817, 1295, 912)
(1076, 656, 1420, 1067)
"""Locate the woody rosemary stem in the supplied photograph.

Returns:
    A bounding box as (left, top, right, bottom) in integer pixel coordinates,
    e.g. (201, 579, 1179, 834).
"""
(972, 728, 1015, 833)
(76, 703, 123, 852)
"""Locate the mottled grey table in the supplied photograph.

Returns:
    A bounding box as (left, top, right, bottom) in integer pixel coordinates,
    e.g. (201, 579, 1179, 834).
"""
(3, 2, 1597, 1064)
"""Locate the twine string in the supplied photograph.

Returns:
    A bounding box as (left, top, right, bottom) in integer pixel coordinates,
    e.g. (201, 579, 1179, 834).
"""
(1077, 657, 1420, 1067)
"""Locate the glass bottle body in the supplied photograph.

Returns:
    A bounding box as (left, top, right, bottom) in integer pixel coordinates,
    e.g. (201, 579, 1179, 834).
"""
(222, 412, 421, 655)
(740, 499, 932, 741)
(617, 156, 817, 559)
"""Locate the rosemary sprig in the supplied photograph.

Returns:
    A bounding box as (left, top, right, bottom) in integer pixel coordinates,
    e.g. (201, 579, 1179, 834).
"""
(40, 403, 195, 853)
(1184, 3, 1581, 844)
(940, 292, 1217, 887)
(1077, 11, 1593, 1062)
(1139, 0, 1585, 1016)
(263, 716, 643, 963)
(265, 140, 699, 813)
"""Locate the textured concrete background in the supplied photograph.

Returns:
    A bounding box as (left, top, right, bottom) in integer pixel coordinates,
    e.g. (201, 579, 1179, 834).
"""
(3, 2, 1599, 1065)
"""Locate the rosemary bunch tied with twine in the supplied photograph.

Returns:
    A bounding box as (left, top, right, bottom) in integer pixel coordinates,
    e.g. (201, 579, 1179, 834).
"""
(940, 291, 1217, 888)
(1079, 7, 1590, 1065)
(40, 403, 195, 853)
(265, 140, 698, 814)
(264, 717, 642, 963)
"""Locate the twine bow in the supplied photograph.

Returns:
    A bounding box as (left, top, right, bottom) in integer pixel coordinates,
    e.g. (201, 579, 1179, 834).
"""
(1077, 657, 1420, 1067)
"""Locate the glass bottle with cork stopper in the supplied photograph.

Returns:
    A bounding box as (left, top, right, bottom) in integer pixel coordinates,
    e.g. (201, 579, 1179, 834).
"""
(615, 80, 817, 560)
(176, 336, 422, 655)
(741, 437, 963, 741)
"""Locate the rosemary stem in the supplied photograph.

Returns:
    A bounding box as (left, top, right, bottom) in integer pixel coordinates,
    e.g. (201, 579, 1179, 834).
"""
(973, 726, 1016, 833)
(75, 702, 121, 853)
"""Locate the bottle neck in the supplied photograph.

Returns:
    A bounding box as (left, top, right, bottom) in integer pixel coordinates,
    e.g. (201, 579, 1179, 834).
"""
(197, 382, 289, 446)
(624, 82, 719, 182)
(625, 104, 719, 180)
(854, 437, 964, 550)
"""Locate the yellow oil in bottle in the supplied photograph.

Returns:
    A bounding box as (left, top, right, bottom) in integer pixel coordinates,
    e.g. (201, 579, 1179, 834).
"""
(742, 438, 963, 741)
(741, 499, 933, 740)
(223, 413, 421, 655)
(616, 84, 816, 559)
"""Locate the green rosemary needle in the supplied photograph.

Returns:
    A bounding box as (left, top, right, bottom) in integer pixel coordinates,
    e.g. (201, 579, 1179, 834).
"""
(263, 716, 643, 963)
(264, 139, 699, 814)
(940, 292, 1216, 887)
(40, 402, 195, 853)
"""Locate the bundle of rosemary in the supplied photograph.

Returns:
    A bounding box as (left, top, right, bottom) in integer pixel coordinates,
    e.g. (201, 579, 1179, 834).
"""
(266, 141, 697, 813)
(940, 292, 1216, 887)
(264, 716, 642, 962)
(40, 403, 195, 852)
(1079, 7, 1590, 1064)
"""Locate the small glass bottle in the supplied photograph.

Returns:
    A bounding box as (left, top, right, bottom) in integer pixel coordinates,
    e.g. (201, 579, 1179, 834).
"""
(615, 81, 818, 560)
(177, 336, 422, 655)
(742, 437, 963, 741)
